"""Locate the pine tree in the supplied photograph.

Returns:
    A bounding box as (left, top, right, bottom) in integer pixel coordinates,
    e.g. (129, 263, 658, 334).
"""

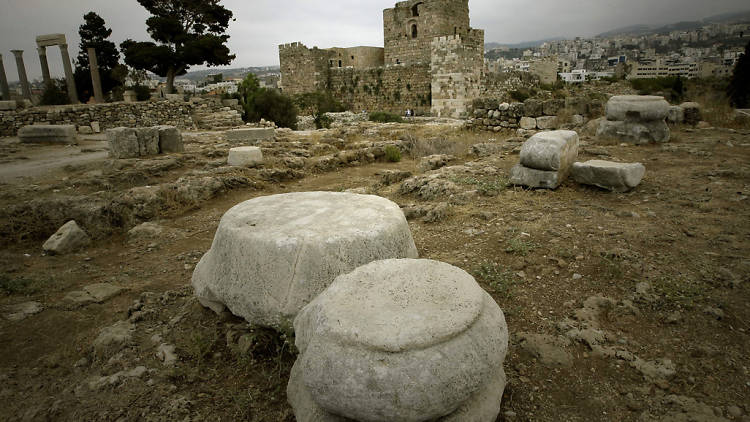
(121, 0, 235, 94)
(728, 41, 750, 108)
(74, 12, 121, 101)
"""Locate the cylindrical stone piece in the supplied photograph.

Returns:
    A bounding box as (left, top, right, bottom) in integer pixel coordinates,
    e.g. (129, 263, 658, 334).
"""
(227, 146, 263, 167)
(289, 259, 508, 422)
(191, 192, 419, 328)
(605, 95, 670, 122)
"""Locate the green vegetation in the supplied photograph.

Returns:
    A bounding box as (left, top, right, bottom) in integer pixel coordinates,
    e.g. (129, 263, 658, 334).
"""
(629, 76, 686, 103)
(505, 236, 538, 256)
(121, 0, 235, 93)
(384, 145, 402, 162)
(295, 91, 345, 129)
(0, 275, 48, 295)
(369, 111, 403, 123)
(39, 79, 70, 106)
(474, 262, 517, 299)
(73, 11, 122, 102)
(236, 74, 298, 129)
(449, 176, 508, 196)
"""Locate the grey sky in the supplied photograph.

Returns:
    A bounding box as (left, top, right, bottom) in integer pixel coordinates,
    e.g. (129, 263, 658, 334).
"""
(1, 0, 747, 82)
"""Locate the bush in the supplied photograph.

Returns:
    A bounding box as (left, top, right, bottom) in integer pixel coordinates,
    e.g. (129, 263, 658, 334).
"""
(629, 76, 685, 103)
(130, 85, 151, 101)
(728, 41, 750, 108)
(39, 79, 70, 106)
(384, 145, 402, 162)
(294, 91, 345, 129)
(250, 89, 298, 130)
(315, 113, 332, 129)
(369, 111, 403, 123)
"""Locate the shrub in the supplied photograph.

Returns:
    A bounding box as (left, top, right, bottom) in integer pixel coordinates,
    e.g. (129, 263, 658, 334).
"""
(369, 111, 403, 123)
(629, 76, 685, 103)
(39, 79, 70, 106)
(250, 88, 298, 129)
(130, 85, 151, 101)
(728, 41, 750, 108)
(294, 91, 344, 129)
(384, 145, 402, 162)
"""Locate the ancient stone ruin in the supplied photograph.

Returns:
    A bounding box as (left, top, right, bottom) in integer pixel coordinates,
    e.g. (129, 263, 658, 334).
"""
(279, 0, 486, 118)
(288, 258, 508, 422)
(510, 130, 580, 189)
(597, 95, 671, 143)
(191, 192, 419, 328)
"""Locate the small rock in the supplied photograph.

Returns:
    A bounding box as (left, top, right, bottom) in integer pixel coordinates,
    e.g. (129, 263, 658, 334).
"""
(42, 221, 91, 255)
(727, 406, 743, 418)
(156, 344, 177, 366)
(704, 306, 725, 320)
(93, 321, 135, 357)
(572, 273, 583, 280)
(2, 301, 43, 321)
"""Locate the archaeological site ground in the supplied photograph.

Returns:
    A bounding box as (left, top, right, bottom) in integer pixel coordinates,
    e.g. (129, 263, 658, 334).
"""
(1, 0, 750, 421)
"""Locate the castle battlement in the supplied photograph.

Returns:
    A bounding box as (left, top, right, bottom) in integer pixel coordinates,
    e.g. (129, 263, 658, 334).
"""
(279, 0, 484, 118)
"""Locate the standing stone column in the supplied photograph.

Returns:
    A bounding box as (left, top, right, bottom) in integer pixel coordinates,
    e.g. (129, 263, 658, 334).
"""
(10, 50, 32, 101)
(37, 46, 52, 88)
(0, 54, 10, 100)
(87, 48, 104, 103)
(58, 43, 78, 103)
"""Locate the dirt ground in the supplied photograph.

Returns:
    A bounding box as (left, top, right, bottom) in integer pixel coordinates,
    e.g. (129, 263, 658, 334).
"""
(0, 121, 748, 422)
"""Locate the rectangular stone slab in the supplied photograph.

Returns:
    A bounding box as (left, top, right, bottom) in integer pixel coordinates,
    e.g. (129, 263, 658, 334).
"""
(18, 125, 77, 144)
(571, 160, 645, 192)
(224, 128, 275, 143)
(510, 164, 564, 189)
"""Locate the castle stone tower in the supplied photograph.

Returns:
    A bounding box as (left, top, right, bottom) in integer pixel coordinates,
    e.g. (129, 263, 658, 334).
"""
(383, 0, 470, 65)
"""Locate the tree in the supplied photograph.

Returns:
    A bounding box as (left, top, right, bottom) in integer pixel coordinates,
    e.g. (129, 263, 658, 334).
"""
(121, 0, 235, 94)
(294, 91, 345, 129)
(728, 41, 750, 108)
(236, 74, 298, 129)
(73, 12, 121, 102)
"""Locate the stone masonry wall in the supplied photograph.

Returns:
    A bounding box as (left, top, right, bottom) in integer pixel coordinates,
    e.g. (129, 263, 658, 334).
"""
(279, 42, 332, 96)
(0, 98, 243, 137)
(465, 96, 604, 133)
(430, 29, 485, 118)
(384, 0, 470, 65)
(328, 63, 432, 114)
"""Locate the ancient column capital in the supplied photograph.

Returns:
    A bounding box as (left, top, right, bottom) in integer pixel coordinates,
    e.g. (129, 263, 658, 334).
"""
(37, 46, 47, 56)
(11, 50, 24, 57)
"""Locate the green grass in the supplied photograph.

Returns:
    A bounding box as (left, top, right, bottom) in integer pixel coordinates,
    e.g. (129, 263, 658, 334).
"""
(505, 236, 538, 256)
(369, 111, 403, 123)
(384, 145, 402, 162)
(449, 176, 508, 196)
(0, 275, 49, 295)
(474, 262, 518, 299)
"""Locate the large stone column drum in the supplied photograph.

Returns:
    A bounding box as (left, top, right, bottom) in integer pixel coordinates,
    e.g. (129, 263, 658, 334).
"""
(191, 192, 419, 328)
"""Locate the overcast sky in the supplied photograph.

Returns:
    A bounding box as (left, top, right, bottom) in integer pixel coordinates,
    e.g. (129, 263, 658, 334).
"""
(0, 0, 747, 82)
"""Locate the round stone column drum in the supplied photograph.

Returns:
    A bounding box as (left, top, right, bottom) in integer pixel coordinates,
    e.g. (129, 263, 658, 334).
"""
(191, 192, 418, 328)
(288, 259, 509, 422)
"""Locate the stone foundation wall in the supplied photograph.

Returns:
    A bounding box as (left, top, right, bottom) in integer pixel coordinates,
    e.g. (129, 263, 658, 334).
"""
(481, 71, 540, 101)
(430, 30, 484, 118)
(466, 96, 603, 133)
(0, 98, 243, 136)
(328, 63, 432, 114)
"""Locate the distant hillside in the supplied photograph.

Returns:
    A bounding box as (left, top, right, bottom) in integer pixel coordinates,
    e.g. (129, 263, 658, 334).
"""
(486, 37, 565, 50)
(152, 66, 280, 82)
(596, 10, 750, 38)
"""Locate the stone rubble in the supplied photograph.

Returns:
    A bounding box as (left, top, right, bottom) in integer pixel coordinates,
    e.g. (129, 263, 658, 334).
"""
(597, 95, 671, 144)
(510, 130, 579, 189)
(571, 160, 646, 192)
(42, 220, 91, 255)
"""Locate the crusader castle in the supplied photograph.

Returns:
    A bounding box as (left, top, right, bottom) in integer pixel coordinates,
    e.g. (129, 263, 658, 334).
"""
(279, 0, 486, 118)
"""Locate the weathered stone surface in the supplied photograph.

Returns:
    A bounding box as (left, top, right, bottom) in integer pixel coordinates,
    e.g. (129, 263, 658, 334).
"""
(192, 192, 419, 328)
(519, 130, 579, 172)
(2, 301, 43, 321)
(106, 128, 140, 159)
(667, 106, 684, 124)
(679, 102, 702, 125)
(510, 164, 564, 189)
(136, 127, 160, 156)
(0, 101, 17, 111)
(224, 127, 275, 143)
(290, 259, 507, 422)
(543, 99, 565, 116)
(572, 160, 646, 192)
(605, 95, 670, 122)
(92, 321, 134, 356)
(78, 125, 93, 135)
(155, 125, 184, 153)
(18, 124, 77, 144)
(517, 332, 573, 367)
(597, 120, 670, 144)
(90, 121, 101, 133)
(519, 116, 537, 130)
(227, 146, 264, 167)
(42, 220, 91, 255)
(83, 283, 124, 302)
(535, 116, 558, 130)
(523, 98, 543, 117)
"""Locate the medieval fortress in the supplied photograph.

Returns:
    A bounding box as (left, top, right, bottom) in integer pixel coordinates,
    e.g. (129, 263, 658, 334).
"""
(279, 0, 491, 118)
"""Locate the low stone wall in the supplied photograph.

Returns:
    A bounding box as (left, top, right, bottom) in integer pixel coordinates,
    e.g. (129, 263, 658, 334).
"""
(0, 97, 243, 137)
(466, 96, 604, 132)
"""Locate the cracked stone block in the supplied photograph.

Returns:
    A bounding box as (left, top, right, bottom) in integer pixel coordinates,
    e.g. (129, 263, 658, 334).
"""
(191, 192, 418, 328)
(227, 146, 263, 167)
(18, 124, 77, 144)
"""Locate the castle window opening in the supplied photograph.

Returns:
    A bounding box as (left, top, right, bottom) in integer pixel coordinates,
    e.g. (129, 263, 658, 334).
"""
(411, 3, 420, 17)
(411, 24, 418, 39)
(351, 56, 354, 60)
(338, 60, 342, 67)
